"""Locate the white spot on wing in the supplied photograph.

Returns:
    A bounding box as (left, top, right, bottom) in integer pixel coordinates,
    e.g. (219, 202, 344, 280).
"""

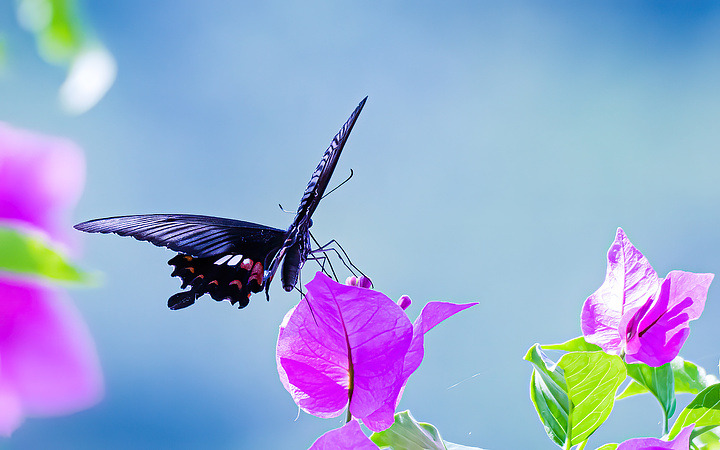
(228, 255, 244, 266)
(214, 254, 233, 265)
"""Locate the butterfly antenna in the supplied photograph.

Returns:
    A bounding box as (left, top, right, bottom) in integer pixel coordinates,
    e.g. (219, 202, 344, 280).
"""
(278, 204, 294, 214)
(321, 169, 353, 200)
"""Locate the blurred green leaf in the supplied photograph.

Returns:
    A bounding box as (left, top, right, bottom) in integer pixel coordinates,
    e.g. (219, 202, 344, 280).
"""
(0, 226, 93, 284)
(525, 344, 626, 447)
(370, 410, 485, 450)
(594, 445, 618, 450)
(0, 36, 5, 66)
(17, 0, 85, 64)
(542, 336, 602, 352)
(669, 384, 720, 440)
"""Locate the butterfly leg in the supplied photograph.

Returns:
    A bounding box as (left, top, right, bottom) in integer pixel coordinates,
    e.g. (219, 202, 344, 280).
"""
(308, 234, 367, 281)
(308, 250, 338, 281)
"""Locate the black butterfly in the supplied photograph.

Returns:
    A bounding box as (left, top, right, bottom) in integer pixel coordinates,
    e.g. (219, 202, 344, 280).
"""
(75, 97, 367, 310)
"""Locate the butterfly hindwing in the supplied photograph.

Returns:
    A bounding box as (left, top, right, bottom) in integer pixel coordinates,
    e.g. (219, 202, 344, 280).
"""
(167, 253, 265, 309)
(74, 214, 287, 308)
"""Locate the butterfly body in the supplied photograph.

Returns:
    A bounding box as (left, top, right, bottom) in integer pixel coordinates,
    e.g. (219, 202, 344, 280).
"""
(75, 97, 367, 309)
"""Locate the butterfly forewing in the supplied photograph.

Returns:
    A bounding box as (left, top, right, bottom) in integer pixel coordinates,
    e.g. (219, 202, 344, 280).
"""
(74, 214, 286, 258)
(265, 97, 368, 291)
(295, 96, 367, 222)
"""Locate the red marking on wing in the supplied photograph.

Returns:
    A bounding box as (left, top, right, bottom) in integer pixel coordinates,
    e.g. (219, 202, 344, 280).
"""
(241, 258, 253, 271)
(229, 279, 243, 289)
(250, 262, 263, 286)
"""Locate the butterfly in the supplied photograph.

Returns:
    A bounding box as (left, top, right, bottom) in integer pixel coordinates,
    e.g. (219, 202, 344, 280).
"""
(75, 97, 367, 310)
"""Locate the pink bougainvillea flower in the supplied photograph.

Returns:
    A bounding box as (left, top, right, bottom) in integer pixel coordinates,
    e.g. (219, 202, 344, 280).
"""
(581, 228, 713, 367)
(0, 122, 102, 435)
(276, 272, 477, 432)
(616, 424, 693, 450)
(0, 122, 85, 250)
(0, 278, 102, 435)
(308, 420, 379, 450)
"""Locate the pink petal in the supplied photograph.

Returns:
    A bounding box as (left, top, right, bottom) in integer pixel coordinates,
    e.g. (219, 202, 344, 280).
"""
(625, 271, 713, 366)
(0, 122, 85, 250)
(403, 301, 478, 381)
(360, 401, 397, 433)
(276, 273, 413, 425)
(582, 228, 659, 354)
(362, 301, 477, 432)
(308, 420, 378, 450)
(0, 276, 103, 435)
(616, 424, 693, 450)
(276, 302, 349, 419)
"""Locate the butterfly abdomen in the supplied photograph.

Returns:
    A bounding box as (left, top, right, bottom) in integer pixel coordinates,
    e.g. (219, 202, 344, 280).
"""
(281, 243, 302, 292)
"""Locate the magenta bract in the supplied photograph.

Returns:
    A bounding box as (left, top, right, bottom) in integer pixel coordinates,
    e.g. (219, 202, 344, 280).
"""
(581, 228, 713, 367)
(276, 272, 477, 432)
(308, 420, 379, 450)
(616, 424, 693, 449)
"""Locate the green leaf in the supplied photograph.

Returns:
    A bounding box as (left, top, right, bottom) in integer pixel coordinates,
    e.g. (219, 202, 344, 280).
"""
(370, 410, 485, 450)
(616, 380, 650, 400)
(542, 336, 602, 352)
(524, 344, 626, 447)
(617, 357, 717, 400)
(444, 443, 485, 450)
(674, 358, 719, 395)
(594, 445, 618, 450)
(525, 344, 570, 447)
(669, 384, 720, 440)
(0, 226, 93, 284)
(690, 426, 720, 449)
(622, 362, 676, 426)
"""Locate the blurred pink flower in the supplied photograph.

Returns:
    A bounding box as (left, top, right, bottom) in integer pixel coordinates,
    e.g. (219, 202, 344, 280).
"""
(0, 122, 102, 435)
(0, 278, 102, 435)
(276, 272, 476, 432)
(581, 228, 713, 367)
(0, 122, 85, 250)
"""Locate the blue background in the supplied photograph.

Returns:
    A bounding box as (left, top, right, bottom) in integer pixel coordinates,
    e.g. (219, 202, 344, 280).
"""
(2, 1, 720, 448)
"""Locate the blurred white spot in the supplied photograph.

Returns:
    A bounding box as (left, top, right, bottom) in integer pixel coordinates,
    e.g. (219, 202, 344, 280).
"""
(59, 46, 117, 115)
